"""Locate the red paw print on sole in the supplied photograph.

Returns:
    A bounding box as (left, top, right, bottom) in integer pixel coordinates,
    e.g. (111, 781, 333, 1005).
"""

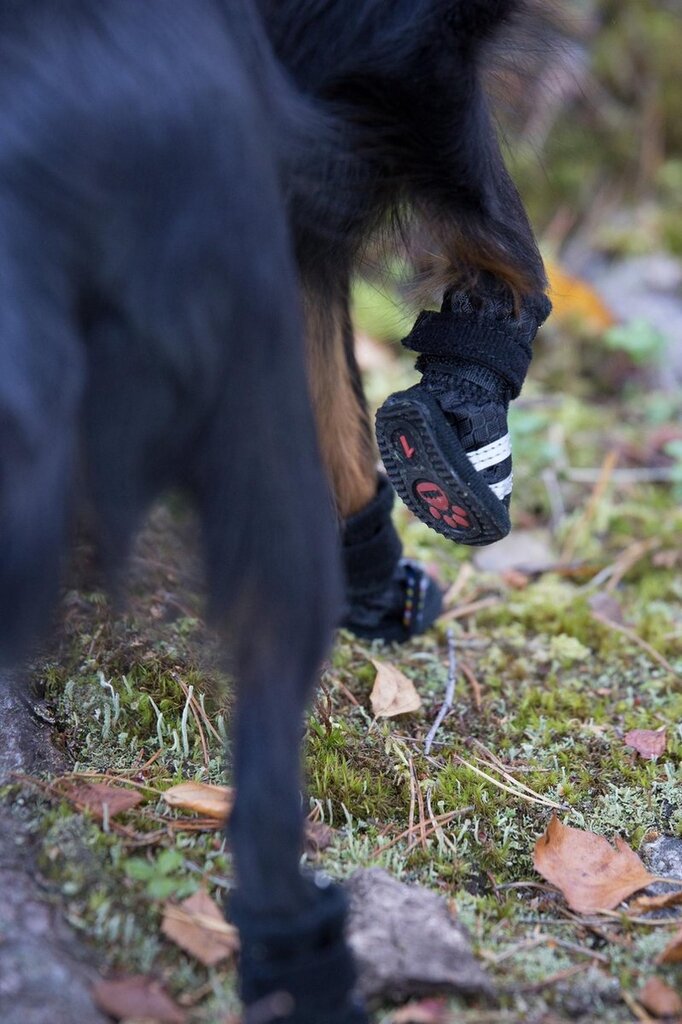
(415, 482, 472, 529)
(375, 388, 511, 547)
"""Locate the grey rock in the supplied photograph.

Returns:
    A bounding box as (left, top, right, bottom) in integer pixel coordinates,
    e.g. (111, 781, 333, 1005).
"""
(642, 835, 682, 881)
(0, 675, 67, 783)
(0, 675, 108, 1024)
(640, 835, 682, 917)
(345, 868, 493, 1003)
(473, 529, 555, 575)
(591, 254, 682, 389)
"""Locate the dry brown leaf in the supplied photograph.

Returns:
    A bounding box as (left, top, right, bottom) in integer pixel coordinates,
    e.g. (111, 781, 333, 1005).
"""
(546, 259, 616, 332)
(370, 659, 421, 719)
(658, 925, 682, 965)
(61, 781, 143, 819)
(391, 999, 449, 1023)
(92, 975, 186, 1023)
(163, 782, 233, 820)
(162, 889, 238, 967)
(533, 815, 655, 913)
(630, 888, 682, 915)
(624, 729, 667, 761)
(638, 976, 682, 1017)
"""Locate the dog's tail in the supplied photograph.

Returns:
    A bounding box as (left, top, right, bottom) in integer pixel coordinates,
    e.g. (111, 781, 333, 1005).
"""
(0, 225, 82, 664)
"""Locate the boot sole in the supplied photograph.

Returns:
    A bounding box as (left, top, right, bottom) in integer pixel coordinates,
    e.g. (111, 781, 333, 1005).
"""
(375, 389, 511, 546)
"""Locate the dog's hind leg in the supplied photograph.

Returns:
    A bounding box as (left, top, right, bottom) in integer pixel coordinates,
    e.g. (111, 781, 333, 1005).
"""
(303, 280, 376, 520)
(305, 279, 442, 641)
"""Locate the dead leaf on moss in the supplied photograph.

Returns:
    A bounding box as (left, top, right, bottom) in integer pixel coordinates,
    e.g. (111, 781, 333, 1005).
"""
(391, 998, 450, 1023)
(638, 976, 682, 1017)
(657, 925, 682, 965)
(370, 660, 421, 719)
(163, 782, 233, 820)
(533, 815, 655, 913)
(624, 728, 667, 761)
(60, 780, 143, 819)
(162, 889, 238, 967)
(92, 974, 186, 1023)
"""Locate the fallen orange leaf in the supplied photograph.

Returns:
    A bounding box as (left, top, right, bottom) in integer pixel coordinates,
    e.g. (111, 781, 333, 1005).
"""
(163, 782, 233, 820)
(162, 889, 238, 967)
(60, 780, 143, 820)
(370, 660, 421, 719)
(546, 259, 616, 332)
(92, 975, 186, 1023)
(533, 815, 655, 913)
(657, 925, 682, 965)
(624, 729, 667, 761)
(391, 999, 449, 1023)
(638, 976, 682, 1017)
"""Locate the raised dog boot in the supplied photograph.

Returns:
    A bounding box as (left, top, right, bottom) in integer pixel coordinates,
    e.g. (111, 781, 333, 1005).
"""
(341, 475, 442, 642)
(376, 284, 551, 546)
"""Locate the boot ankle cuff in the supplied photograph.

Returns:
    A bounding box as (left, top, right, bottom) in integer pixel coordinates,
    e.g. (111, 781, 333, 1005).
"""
(342, 477, 402, 596)
(403, 290, 551, 399)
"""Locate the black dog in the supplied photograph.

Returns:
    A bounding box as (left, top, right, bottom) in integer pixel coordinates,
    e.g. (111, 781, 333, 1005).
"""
(0, 2, 550, 1022)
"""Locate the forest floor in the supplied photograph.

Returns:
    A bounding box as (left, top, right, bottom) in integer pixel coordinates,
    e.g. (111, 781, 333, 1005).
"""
(3, 276, 681, 1022)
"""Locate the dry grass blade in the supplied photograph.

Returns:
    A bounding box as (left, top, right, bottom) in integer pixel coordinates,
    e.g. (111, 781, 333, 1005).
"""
(560, 448, 619, 564)
(453, 755, 564, 810)
(591, 612, 680, 677)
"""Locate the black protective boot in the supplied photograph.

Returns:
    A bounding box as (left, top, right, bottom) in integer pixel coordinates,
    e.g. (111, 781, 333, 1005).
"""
(376, 284, 551, 546)
(230, 883, 368, 1024)
(341, 475, 442, 642)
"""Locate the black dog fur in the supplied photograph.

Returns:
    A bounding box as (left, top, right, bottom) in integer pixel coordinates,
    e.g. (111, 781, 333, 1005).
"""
(0, 2, 549, 1021)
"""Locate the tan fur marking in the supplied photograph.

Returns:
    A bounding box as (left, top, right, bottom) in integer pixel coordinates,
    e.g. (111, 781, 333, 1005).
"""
(304, 296, 377, 518)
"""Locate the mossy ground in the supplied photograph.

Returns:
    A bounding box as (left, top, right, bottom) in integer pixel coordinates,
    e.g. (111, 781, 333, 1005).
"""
(14, 323, 681, 1022)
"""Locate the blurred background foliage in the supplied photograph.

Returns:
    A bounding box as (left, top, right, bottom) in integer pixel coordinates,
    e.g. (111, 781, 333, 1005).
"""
(508, 0, 682, 259)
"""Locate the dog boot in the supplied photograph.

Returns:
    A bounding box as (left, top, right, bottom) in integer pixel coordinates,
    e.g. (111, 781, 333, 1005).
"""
(232, 883, 368, 1024)
(376, 283, 551, 546)
(341, 475, 442, 642)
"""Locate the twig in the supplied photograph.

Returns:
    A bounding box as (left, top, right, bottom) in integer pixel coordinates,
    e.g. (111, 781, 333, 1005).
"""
(621, 990, 655, 1024)
(542, 467, 566, 533)
(605, 537, 661, 593)
(371, 807, 473, 857)
(461, 659, 482, 711)
(561, 448, 619, 563)
(566, 466, 680, 484)
(443, 562, 474, 607)
(592, 612, 680, 677)
(409, 758, 428, 851)
(514, 961, 592, 993)
(426, 786, 458, 854)
(424, 630, 457, 755)
(439, 597, 501, 622)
